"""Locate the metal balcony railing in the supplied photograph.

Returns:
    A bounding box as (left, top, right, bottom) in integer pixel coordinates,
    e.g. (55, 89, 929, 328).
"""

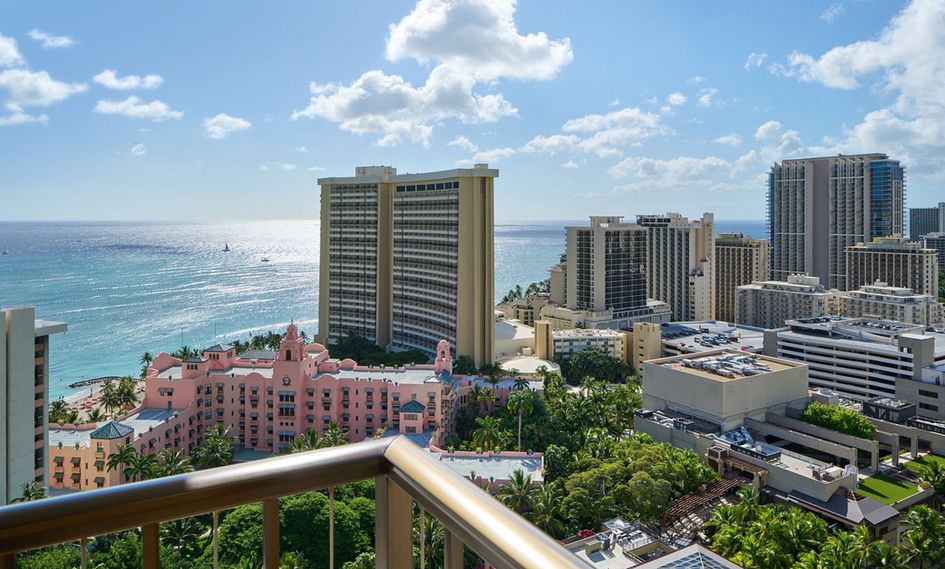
(0, 436, 588, 569)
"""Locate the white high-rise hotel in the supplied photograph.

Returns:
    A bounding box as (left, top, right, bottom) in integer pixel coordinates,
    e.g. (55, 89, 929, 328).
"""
(768, 154, 905, 290)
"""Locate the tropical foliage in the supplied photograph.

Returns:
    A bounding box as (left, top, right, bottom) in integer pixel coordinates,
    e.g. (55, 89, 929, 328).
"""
(330, 332, 428, 366)
(800, 401, 877, 440)
(500, 280, 548, 305)
(555, 347, 634, 385)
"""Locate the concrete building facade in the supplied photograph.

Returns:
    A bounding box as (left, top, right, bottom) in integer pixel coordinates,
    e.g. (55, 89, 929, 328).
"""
(764, 317, 945, 418)
(637, 212, 715, 322)
(0, 307, 66, 503)
(534, 322, 628, 363)
(317, 165, 497, 366)
(921, 232, 945, 274)
(736, 274, 839, 330)
(910, 203, 944, 241)
(767, 154, 905, 290)
(845, 237, 938, 297)
(715, 233, 770, 323)
(840, 282, 944, 327)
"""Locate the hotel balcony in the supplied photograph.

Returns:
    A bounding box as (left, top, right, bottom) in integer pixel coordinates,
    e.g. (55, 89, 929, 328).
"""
(0, 436, 586, 568)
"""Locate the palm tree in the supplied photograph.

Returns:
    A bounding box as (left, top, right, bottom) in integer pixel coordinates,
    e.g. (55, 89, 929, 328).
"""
(506, 390, 534, 451)
(160, 516, 202, 556)
(49, 399, 68, 423)
(918, 459, 945, 504)
(86, 407, 105, 423)
(902, 505, 945, 568)
(107, 444, 137, 483)
(100, 380, 121, 417)
(127, 452, 158, 481)
(869, 539, 908, 568)
(525, 483, 565, 538)
(156, 449, 193, 477)
(64, 409, 80, 424)
(192, 426, 234, 469)
(512, 376, 529, 391)
(118, 377, 138, 410)
(319, 421, 348, 448)
(11, 481, 46, 503)
(471, 416, 503, 452)
(496, 469, 538, 514)
(140, 351, 154, 378)
(290, 429, 322, 453)
(413, 513, 445, 569)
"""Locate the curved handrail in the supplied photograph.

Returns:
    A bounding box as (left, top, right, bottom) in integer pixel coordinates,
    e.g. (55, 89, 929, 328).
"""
(0, 436, 591, 568)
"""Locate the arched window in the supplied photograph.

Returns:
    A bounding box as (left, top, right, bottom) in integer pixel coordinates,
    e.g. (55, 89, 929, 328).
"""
(286, 349, 292, 361)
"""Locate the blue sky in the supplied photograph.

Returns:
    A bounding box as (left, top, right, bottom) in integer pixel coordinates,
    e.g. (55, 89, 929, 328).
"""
(1, 0, 943, 222)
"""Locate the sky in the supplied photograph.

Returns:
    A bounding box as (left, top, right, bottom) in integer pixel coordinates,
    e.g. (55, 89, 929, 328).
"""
(1, 0, 944, 222)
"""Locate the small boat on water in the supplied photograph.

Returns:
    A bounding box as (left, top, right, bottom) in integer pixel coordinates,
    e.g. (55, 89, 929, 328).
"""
(261, 257, 270, 262)
(223, 243, 231, 252)
(0, 251, 8, 255)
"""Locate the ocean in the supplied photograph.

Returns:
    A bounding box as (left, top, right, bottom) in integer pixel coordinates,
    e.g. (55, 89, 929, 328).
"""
(0, 219, 765, 400)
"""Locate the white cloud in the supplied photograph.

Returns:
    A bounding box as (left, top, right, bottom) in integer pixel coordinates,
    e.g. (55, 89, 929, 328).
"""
(667, 92, 687, 106)
(687, 75, 705, 84)
(293, 0, 570, 145)
(744, 52, 767, 71)
(697, 87, 720, 107)
(203, 113, 251, 139)
(820, 2, 845, 23)
(0, 33, 23, 67)
(260, 162, 297, 171)
(608, 97, 620, 107)
(385, 0, 573, 81)
(472, 147, 516, 163)
(0, 69, 87, 108)
(520, 134, 579, 155)
(93, 69, 163, 90)
(93, 96, 182, 121)
(771, 0, 945, 174)
(609, 155, 731, 183)
(713, 133, 742, 146)
(0, 109, 47, 126)
(308, 165, 326, 172)
(130, 143, 146, 156)
(28, 29, 74, 49)
(561, 159, 578, 169)
(447, 135, 479, 152)
(296, 145, 308, 152)
(562, 107, 667, 157)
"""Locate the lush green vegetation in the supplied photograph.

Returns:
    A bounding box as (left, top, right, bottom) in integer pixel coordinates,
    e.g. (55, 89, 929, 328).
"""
(799, 401, 877, 440)
(326, 332, 428, 366)
(555, 347, 633, 385)
(48, 376, 138, 424)
(499, 280, 548, 305)
(710, 489, 945, 569)
(856, 473, 920, 505)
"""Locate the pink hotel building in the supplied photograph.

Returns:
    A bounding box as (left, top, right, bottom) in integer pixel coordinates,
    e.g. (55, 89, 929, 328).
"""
(49, 324, 520, 492)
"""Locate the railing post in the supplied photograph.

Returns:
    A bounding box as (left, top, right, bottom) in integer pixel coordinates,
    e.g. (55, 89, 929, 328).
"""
(374, 476, 412, 569)
(81, 537, 88, 569)
(444, 529, 463, 569)
(329, 486, 335, 569)
(263, 499, 280, 569)
(0, 554, 13, 569)
(212, 510, 219, 569)
(142, 524, 159, 569)
(419, 507, 426, 569)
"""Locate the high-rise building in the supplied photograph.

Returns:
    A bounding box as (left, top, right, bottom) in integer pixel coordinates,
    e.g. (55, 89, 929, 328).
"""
(565, 216, 647, 316)
(768, 154, 905, 290)
(317, 165, 497, 367)
(845, 237, 938, 297)
(637, 212, 715, 321)
(1, 307, 66, 503)
(839, 282, 944, 327)
(714, 233, 769, 323)
(735, 274, 838, 329)
(910, 202, 945, 240)
(922, 232, 945, 274)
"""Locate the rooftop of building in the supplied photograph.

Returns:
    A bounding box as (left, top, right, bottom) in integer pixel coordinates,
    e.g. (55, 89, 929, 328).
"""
(783, 316, 945, 354)
(34, 318, 68, 336)
(739, 274, 830, 292)
(429, 448, 544, 484)
(495, 355, 560, 376)
(776, 153, 889, 163)
(849, 281, 930, 298)
(565, 518, 667, 569)
(495, 318, 535, 342)
(849, 237, 935, 252)
(659, 321, 765, 353)
(552, 327, 625, 339)
(657, 351, 796, 382)
(635, 544, 741, 569)
(50, 408, 181, 447)
(318, 164, 498, 184)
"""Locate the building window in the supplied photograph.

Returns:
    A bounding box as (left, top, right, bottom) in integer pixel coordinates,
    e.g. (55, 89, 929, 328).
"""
(919, 390, 939, 399)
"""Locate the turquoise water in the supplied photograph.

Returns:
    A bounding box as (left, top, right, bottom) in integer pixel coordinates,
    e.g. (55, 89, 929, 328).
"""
(0, 219, 764, 399)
